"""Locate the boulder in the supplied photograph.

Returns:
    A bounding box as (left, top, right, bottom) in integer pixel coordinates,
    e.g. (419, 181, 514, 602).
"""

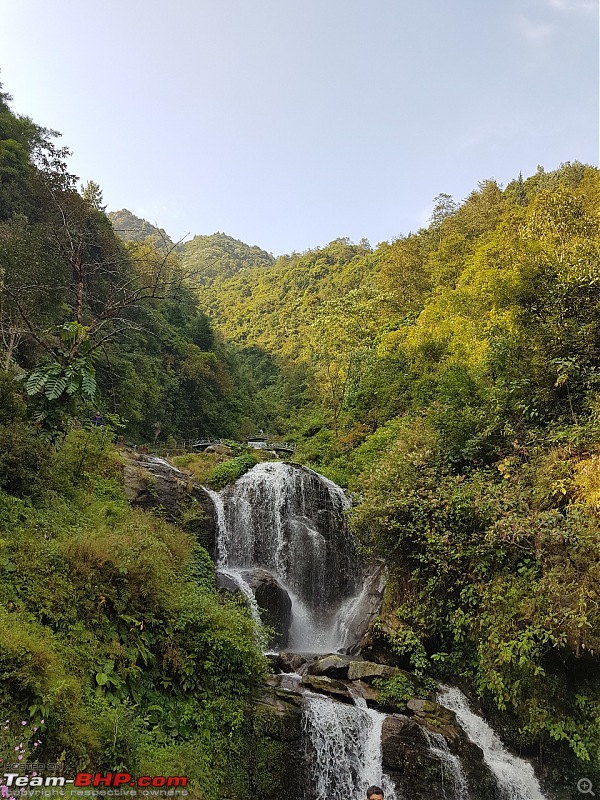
(241, 568, 293, 649)
(121, 452, 217, 556)
(406, 698, 462, 739)
(215, 571, 241, 593)
(347, 660, 400, 682)
(302, 675, 353, 702)
(305, 653, 353, 679)
(276, 652, 308, 673)
(350, 679, 379, 705)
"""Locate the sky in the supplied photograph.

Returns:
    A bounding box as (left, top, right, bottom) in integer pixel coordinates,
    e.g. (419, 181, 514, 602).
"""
(0, 0, 598, 256)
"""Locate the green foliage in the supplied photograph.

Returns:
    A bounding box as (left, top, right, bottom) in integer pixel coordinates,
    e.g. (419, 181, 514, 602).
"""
(206, 454, 259, 490)
(0, 440, 269, 792)
(373, 673, 436, 707)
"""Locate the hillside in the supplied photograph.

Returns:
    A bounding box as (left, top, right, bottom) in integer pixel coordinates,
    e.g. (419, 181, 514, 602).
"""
(108, 208, 177, 250)
(180, 231, 275, 287)
(195, 162, 600, 790)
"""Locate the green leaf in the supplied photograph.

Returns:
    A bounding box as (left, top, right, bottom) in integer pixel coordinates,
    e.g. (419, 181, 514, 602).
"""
(44, 374, 69, 400)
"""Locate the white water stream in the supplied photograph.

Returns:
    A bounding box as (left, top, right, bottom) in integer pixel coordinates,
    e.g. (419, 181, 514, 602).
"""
(438, 686, 549, 800)
(302, 693, 397, 800)
(422, 727, 470, 800)
(205, 462, 361, 651)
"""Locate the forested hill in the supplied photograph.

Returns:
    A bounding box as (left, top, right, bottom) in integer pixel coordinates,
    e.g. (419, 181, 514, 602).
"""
(108, 208, 176, 250)
(180, 232, 275, 287)
(109, 217, 276, 289)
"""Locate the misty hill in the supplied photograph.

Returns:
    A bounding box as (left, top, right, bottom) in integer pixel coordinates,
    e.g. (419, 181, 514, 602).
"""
(180, 232, 275, 287)
(108, 208, 176, 250)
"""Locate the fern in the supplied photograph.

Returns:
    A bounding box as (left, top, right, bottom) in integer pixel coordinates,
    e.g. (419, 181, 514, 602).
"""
(25, 370, 49, 396)
(44, 374, 69, 400)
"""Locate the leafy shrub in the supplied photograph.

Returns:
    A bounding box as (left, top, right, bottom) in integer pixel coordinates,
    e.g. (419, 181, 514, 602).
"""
(206, 454, 258, 490)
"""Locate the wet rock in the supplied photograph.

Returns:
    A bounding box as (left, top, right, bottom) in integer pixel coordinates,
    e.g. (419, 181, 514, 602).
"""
(241, 568, 293, 649)
(215, 571, 240, 592)
(121, 452, 217, 556)
(347, 659, 400, 682)
(264, 673, 305, 698)
(276, 652, 307, 673)
(336, 560, 387, 653)
(382, 712, 499, 800)
(381, 714, 451, 799)
(305, 653, 353, 679)
(406, 698, 461, 739)
(350, 679, 379, 705)
(302, 675, 353, 701)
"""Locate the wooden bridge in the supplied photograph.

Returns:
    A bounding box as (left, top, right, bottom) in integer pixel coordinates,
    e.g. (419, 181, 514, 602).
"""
(191, 438, 296, 454)
(133, 438, 295, 455)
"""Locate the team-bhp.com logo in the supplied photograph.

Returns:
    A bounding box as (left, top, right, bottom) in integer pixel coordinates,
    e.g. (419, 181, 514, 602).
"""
(3, 773, 187, 789)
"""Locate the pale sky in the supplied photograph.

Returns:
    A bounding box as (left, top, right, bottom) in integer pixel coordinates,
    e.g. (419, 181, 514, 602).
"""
(0, 0, 598, 255)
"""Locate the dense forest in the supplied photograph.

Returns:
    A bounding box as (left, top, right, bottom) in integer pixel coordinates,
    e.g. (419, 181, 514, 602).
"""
(1, 77, 600, 797)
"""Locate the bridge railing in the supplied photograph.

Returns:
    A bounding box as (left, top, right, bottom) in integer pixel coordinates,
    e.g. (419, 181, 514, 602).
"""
(131, 438, 296, 454)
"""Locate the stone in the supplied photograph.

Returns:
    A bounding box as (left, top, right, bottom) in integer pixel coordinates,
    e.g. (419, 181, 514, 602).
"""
(347, 660, 400, 682)
(301, 675, 353, 701)
(350, 679, 379, 705)
(241, 568, 293, 649)
(305, 653, 353, 679)
(276, 652, 308, 673)
(215, 572, 240, 593)
(121, 452, 217, 556)
(406, 698, 461, 739)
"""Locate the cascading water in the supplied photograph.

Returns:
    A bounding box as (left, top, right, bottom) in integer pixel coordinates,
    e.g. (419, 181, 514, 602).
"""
(207, 462, 360, 650)
(204, 486, 228, 567)
(302, 692, 397, 800)
(438, 686, 549, 800)
(422, 728, 470, 800)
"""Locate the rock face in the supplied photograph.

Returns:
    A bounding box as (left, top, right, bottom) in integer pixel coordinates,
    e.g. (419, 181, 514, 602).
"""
(121, 452, 217, 556)
(250, 686, 304, 800)
(242, 568, 293, 648)
(337, 560, 387, 653)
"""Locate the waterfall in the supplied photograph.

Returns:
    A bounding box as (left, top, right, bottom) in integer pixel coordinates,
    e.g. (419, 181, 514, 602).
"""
(207, 462, 360, 650)
(421, 728, 470, 800)
(216, 567, 262, 625)
(302, 693, 397, 800)
(438, 686, 549, 800)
